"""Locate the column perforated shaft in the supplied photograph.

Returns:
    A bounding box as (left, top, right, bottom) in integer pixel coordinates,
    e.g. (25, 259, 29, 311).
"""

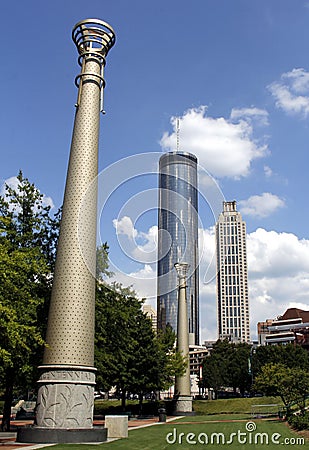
(43, 19, 115, 367)
(174, 263, 191, 397)
(43, 57, 101, 366)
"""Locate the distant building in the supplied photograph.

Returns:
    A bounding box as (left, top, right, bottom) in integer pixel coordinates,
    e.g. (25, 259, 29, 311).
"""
(189, 344, 209, 377)
(189, 344, 209, 398)
(202, 340, 217, 352)
(142, 304, 157, 333)
(257, 308, 309, 350)
(257, 319, 275, 346)
(157, 151, 199, 344)
(216, 201, 250, 343)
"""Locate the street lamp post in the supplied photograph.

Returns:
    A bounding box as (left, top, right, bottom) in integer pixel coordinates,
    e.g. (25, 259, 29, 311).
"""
(173, 262, 193, 414)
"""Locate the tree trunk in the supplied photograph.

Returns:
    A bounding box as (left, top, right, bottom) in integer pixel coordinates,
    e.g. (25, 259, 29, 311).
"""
(1, 368, 14, 432)
(138, 393, 143, 416)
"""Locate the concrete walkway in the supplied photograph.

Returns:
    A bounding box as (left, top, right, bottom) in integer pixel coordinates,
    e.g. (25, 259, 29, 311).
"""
(0, 417, 177, 449)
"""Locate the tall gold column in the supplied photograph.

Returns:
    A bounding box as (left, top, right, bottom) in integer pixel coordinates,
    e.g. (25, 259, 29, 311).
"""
(17, 19, 115, 444)
(174, 262, 193, 414)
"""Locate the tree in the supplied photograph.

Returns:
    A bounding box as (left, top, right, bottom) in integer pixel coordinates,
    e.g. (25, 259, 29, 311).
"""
(0, 172, 60, 431)
(0, 244, 47, 429)
(0, 171, 60, 268)
(254, 363, 309, 416)
(202, 340, 252, 397)
(155, 324, 187, 393)
(203, 340, 309, 400)
(130, 324, 186, 412)
(252, 343, 309, 378)
(202, 340, 230, 397)
(95, 280, 186, 411)
(95, 246, 186, 411)
(227, 343, 252, 396)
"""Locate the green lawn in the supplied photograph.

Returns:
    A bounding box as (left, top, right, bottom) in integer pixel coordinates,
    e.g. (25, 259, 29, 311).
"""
(93, 396, 282, 417)
(0, 396, 282, 418)
(193, 396, 282, 415)
(44, 416, 307, 450)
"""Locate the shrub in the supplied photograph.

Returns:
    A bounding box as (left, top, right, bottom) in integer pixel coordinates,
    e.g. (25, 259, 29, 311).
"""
(288, 412, 309, 431)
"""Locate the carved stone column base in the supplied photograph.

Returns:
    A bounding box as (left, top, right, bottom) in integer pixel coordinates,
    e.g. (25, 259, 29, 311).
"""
(35, 365, 96, 429)
(17, 365, 107, 443)
(173, 395, 195, 416)
(17, 426, 107, 444)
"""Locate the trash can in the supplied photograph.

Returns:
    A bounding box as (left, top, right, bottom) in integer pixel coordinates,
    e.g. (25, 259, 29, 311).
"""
(158, 407, 166, 422)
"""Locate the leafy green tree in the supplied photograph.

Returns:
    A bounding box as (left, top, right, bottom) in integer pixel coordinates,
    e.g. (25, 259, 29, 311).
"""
(130, 323, 186, 412)
(95, 281, 185, 411)
(202, 340, 252, 397)
(0, 172, 60, 431)
(95, 246, 186, 411)
(202, 339, 230, 396)
(95, 281, 140, 406)
(0, 171, 60, 268)
(0, 244, 47, 429)
(227, 342, 252, 396)
(203, 340, 309, 400)
(254, 363, 309, 415)
(252, 343, 309, 378)
(155, 324, 187, 392)
(96, 243, 113, 281)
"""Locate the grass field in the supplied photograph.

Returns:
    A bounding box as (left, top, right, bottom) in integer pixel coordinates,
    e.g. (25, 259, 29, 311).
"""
(41, 397, 306, 450)
(93, 395, 283, 416)
(1, 397, 306, 449)
(193, 396, 282, 415)
(44, 416, 307, 449)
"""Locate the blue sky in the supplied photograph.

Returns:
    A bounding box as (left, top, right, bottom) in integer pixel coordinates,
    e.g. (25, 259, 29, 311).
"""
(1, 0, 309, 341)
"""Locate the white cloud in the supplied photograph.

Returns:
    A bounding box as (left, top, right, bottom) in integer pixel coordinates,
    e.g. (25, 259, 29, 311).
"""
(200, 227, 309, 342)
(264, 165, 273, 178)
(247, 228, 309, 333)
(110, 264, 157, 304)
(109, 221, 159, 299)
(41, 194, 54, 209)
(282, 68, 309, 94)
(1, 176, 19, 195)
(239, 192, 285, 218)
(132, 225, 158, 263)
(112, 217, 159, 264)
(268, 68, 309, 118)
(230, 107, 269, 126)
(136, 226, 158, 252)
(113, 216, 137, 240)
(247, 228, 309, 338)
(247, 228, 309, 277)
(1, 176, 54, 210)
(110, 221, 309, 343)
(160, 106, 268, 179)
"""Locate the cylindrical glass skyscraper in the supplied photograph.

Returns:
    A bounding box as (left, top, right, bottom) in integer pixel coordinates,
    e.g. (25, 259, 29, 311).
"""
(157, 151, 199, 345)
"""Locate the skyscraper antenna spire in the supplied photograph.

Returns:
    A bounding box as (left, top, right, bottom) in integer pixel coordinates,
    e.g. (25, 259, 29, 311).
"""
(176, 117, 180, 152)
